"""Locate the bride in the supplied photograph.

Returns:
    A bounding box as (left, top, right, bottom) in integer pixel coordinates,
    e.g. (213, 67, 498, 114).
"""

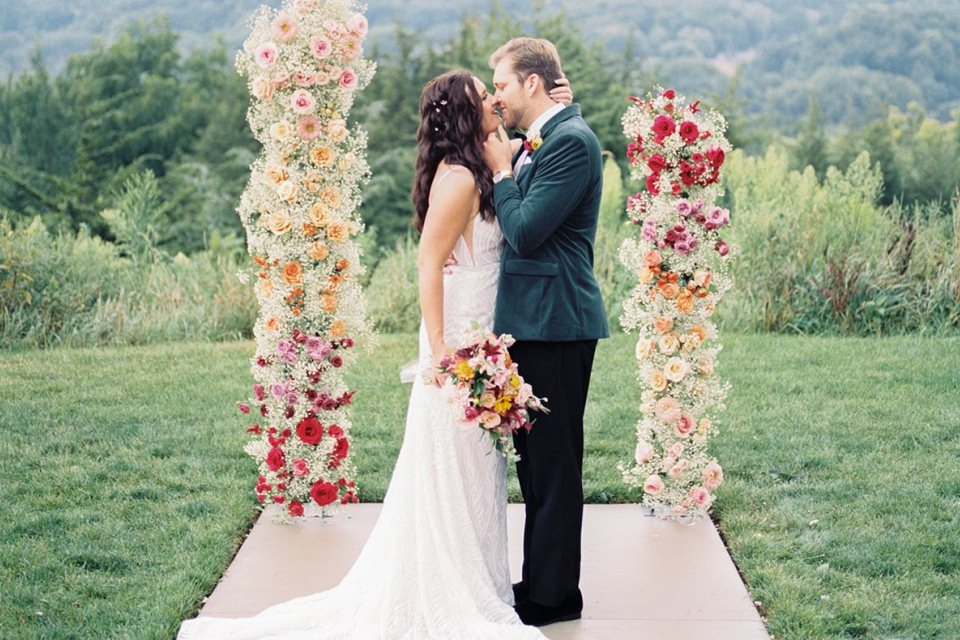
(177, 70, 570, 639)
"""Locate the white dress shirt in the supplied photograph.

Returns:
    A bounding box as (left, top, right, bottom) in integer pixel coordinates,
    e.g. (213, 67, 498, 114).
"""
(513, 102, 567, 176)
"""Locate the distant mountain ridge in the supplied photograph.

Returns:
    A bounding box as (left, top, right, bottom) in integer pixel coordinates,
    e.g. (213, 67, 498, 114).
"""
(4, 0, 959, 123)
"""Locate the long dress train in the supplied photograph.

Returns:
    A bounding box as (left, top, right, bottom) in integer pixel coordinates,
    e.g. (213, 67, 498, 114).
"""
(178, 215, 544, 639)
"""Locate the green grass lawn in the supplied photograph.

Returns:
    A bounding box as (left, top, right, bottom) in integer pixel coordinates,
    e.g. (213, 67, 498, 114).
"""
(1, 333, 958, 638)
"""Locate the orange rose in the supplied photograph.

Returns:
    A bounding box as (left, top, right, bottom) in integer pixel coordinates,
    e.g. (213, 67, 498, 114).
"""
(268, 211, 293, 235)
(281, 261, 302, 284)
(690, 325, 707, 342)
(253, 255, 267, 267)
(644, 250, 663, 268)
(336, 258, 349, 271)
(266, 316, 280, 332)
(302, 222, 319, 236)
(330, 319, 347, 337)
(321, 294, 338, 313)
(308, 241, 329, 261)
(326, 274, 343, 292)
(659, 281, 680, 299)
(676, 290, 695, 314)
(696, 287, 709, 299)
(654, 316, 673, 334)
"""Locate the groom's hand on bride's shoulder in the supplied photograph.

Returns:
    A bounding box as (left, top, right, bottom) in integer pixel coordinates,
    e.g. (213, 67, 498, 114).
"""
(550, 75, 573, 106)
(484, 125, 514, 173)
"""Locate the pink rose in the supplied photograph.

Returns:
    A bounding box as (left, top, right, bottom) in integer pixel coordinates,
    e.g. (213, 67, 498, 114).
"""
(689, 485, 711, 508)
(347, 14, 368, 37)
(652, 115, 676, 142)
(290, 89, 316, 114)
(675, 414, 695, 437)
(702, 461, 724, 491)
(255, 42, 279, 69)
(643, 475, 664, 495)
(325, 20, 344, 40)
(293, 69, 315, 87)
(716, 241, 730, 256)
(271, 12, 299, 42)
(292, 459, 310, 477)
(339, 68, 358, 90)
(310, 36, 332, 59)
(679, 120, 699, 144)
(635, 441, 654, 464)
(654, 396, 681, 424)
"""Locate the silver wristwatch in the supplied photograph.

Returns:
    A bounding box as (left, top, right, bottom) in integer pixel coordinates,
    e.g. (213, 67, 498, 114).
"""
(492, 169, 514, 184)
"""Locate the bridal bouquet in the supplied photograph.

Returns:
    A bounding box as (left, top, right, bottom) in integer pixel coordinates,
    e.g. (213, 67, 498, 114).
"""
(437, 329, 548, 459)
(618, 87, 734, 519)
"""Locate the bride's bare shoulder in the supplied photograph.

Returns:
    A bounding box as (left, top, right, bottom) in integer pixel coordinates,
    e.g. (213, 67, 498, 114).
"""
(429, 163, 477, 203)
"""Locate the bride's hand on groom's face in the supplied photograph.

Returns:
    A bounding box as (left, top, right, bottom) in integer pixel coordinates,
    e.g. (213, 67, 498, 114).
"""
(550, 76, 573, 106)
(483, 125, 513, 172)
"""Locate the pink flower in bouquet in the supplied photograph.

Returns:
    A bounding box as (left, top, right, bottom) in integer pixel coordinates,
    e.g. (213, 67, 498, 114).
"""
(294, 0, 315, 14)
(647, 153, 666, 173)
(661, 88, 676, 99)
(266, 446, 286, 471)
(688, 485, 711, 508)
(277, 339, 298, 364)
(292, 459, 310, 477)
(293, 70, 315, 87)
(310, 480, 338, 506)
(339, 68, 358, 90)
(643, 474, 665, 495)
(668, 459, 690, 477)
(288, 500, 305, 517)
(705, 207, 730, 230)
(641, 218, 658, 243)
(330, 355, 343, 368)
(310, 36, 332, 59)
(706, 147, 726, 168)
(715, 240, 730, 256)
(255, 42, 279, 69)
(324, 20, 344, 40)
(479, 411, 502, 428)
(253, 383, 265, 401)
(238, 402, 250, 414)
(702, 461, 724, 491)
(679, 120, 699, 144)
(667, 442, 685, 459)
(627, 140, 643, 164)
(675, 413, 695, 437)
(347, 14, 368, 37)
(290, 89, 316, 114)
(676, 200, 692, 217)
(272, 12, 299, 42)
(298, 115, 321, 141)
(652, 115, 676, 143)
(654, 396, 681, 424)
(306, 336, 332, 360)
(645, 173, 660, 195)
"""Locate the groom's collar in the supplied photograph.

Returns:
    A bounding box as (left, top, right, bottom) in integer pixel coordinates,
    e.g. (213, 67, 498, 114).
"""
(539, 103, 581, 139)
(525, 102, 566, 136)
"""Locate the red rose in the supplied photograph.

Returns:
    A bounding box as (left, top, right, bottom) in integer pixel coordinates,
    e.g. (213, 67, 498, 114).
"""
(646, 154, 666, 173)
(679, 121, 699, 144)
(645, 173, 660, 195)
(266, 446, 285, 471)
(661, 89, 676, 99)
(330, 355, 343, 368)
(310, 480, 339, 506)
(328, 424, 344, 438)
(296, 416, 323, 445)
(652, 115, 676, 142)
(706, 147, 725, 167)
(333, 438, 350, 460)
(288, 500, 304, 517)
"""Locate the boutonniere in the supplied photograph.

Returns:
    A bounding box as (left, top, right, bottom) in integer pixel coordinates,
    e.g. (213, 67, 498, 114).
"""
(522, 129, 543, 154)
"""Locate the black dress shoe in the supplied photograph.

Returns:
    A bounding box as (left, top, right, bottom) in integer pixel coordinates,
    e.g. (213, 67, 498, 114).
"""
(514, 591, 583, 627)
(512, 581, 529, 603)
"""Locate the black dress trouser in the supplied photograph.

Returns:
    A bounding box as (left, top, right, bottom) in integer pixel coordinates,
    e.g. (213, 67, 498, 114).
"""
(510, 338, 598, 607)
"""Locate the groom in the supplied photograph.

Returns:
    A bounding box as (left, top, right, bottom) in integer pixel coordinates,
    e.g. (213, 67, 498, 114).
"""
(482, 37, 609, 626)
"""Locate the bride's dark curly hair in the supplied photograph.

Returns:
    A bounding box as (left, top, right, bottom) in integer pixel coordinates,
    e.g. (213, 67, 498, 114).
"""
(412, 70, 494, 233)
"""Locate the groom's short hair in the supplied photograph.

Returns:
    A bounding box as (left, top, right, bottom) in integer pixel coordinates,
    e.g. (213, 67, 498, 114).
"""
(489, 37, 562, 91)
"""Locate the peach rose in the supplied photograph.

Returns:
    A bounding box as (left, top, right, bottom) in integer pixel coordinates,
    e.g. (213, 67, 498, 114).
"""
(643, 475, 664, 495)
(321, 294, 337, 313)
(259, 279, 274, 299)
(663, 357, 689, 383)
(480, 391, 497, 409)
(644, 250, 663, 268)
(699, 358, 715, 376)
(309, 203, 330, 226)
(697, 417, 712, 435)
(328, 119, 348, 142)
(676, 290, 695, 314)
(636, 338, 656, 361)
(667, 442, 684, 459)
(659, 281, 680, 299)
(654, 316, 673, 334)
(304, 171, 323, 192)
(265, 316, 280, 332)
(479, 411, 502, 428)
(326, 223, 347, 243)
(308, 241, 329, 261)
(265, 165, 289, 185)
(330, 319, 347, 337)
(281, 261, 302, 285)
(668, 459, 690, 478)
(252, 76, 274, 101)
(693, 270, 712, 288)
(276, 180, 297, 204)
(320, 186, 341, 207)
(658, 333, 680, 354)
(648, 370, 668, 392)
(268, 211, 293, 235)
(270, 121, 293, 142)
(336, 258, 349, 271)
(688, 485, 711, 508)
(310, 146, 335, 166)
(639, 267, 655, 284)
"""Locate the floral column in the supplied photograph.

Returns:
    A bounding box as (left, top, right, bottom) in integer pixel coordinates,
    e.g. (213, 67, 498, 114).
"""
(235, 0, 375, 521)
(618, 89, 735, 519)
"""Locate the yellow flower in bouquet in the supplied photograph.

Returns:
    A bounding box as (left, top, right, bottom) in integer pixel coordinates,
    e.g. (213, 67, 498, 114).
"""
(453, 359, 475, 380)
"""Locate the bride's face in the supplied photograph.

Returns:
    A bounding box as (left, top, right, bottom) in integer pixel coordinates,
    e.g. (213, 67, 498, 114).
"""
(471, 76, 500, 137)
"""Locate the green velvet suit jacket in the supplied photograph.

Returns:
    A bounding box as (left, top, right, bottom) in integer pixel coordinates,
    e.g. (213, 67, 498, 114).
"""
(492, 104, 609, 342)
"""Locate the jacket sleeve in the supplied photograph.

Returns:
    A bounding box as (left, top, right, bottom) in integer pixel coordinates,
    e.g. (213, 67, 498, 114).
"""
(492, 133, 592, 257)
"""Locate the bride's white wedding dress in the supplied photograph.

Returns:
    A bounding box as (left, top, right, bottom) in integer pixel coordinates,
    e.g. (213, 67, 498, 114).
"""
(178, 210, 544, 639)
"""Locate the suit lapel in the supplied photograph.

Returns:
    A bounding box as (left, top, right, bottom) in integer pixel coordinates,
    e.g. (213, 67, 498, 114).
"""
(514, 104, 582, 193)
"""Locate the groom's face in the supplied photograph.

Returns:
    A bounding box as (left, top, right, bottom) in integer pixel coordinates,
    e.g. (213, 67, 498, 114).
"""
(491, 58, 528, 130)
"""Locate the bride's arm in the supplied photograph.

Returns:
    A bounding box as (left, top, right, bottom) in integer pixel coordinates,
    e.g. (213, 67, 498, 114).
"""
(417, 168, 476, 381)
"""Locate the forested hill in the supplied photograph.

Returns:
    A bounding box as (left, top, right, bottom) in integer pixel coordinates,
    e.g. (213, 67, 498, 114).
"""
(3, 0, 960, 125)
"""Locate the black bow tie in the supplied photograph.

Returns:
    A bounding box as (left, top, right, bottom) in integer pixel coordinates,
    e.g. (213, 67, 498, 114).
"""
(513, 130, 527, 140)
